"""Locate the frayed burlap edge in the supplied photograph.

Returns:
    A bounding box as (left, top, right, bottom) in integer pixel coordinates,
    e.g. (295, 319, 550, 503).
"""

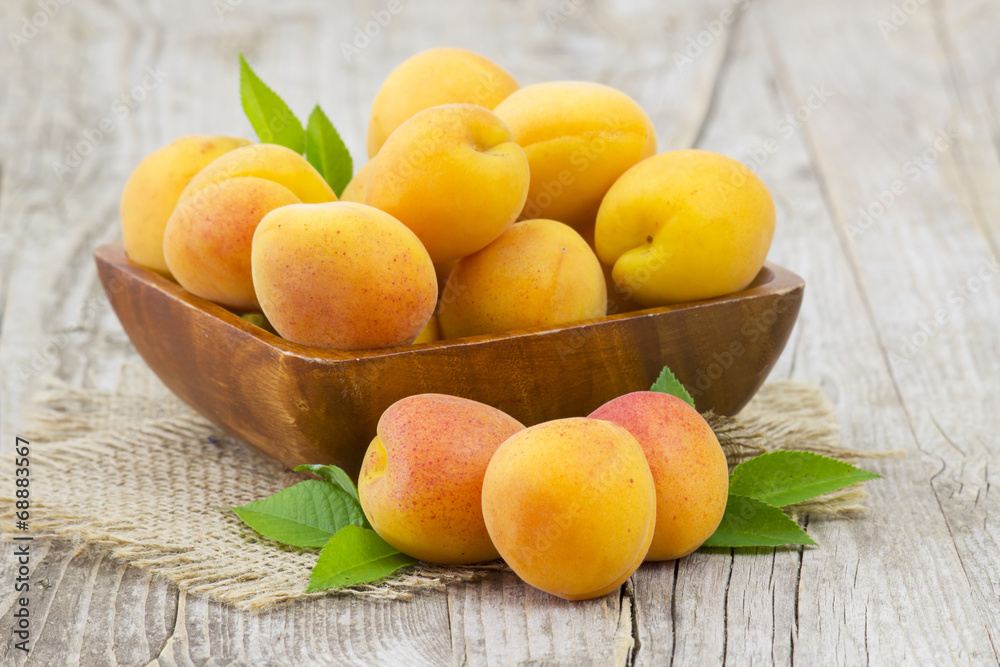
(0, 367, 899, 611)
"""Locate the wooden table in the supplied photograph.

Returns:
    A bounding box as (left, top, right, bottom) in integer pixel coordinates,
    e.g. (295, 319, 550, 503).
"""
(2, 0, 998, 664)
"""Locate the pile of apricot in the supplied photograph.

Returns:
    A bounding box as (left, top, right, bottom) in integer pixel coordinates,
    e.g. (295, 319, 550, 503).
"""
(120, 47, 775, 350)
(357, 390, 728, 600)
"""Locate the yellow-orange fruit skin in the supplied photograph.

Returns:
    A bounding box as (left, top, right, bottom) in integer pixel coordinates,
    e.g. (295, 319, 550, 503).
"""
(412, 316, 440, 344)
(366, 47, 519, 157)
(594, 149, 775, 306)
(120, 135, 250, 275)
(589, 391, 729, 561)
(250, 202, 437, 350)
(162, 176, 300, 311)
(180, 143, 337, 205)
(365, 103, 530, 264)
(358, 394, 525, 564)
(492, 81, 657, 232)
(438, 219, 607, 339)
(340, 160, 375, 203)
(481, 417, 656, 600)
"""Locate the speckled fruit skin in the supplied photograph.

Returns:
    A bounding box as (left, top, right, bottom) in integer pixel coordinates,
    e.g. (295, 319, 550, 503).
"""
(163, 176, 301, 311)
(250, 202, 438, 350)
(589, 391, 729, 561)
(120, 135, 250, 275)
(594, 149, 775, 307)
(357, 394, 525, 564)
(365, 103, 530, 264)
(493, 81, 657, 233)
(481, 417, 656, 600)
(437, 219, 608, 339)
(366, 47, 519, 158)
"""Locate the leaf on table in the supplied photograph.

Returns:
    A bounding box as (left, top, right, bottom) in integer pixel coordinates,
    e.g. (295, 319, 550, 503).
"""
(650, 364, 696, 408)
(701, 494, 817, 548)
(231, 479, 366, 548)
(728, 451, 882, 508)
(239, 53, 305, 152)
(295, 464, 360, 504)
(307, 525, 417, 592)
(305, 105, 353, 196)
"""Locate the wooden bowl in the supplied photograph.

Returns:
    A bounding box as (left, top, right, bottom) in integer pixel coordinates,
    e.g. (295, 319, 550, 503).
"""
(95, 242, 803, 477)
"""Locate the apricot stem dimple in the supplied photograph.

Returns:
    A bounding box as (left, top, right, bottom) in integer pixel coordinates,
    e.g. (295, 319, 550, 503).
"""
(364, 436, 388, 480)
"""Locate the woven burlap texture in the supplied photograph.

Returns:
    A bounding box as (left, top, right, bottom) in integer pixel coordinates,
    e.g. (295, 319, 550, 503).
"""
(0, 364, 892, 612)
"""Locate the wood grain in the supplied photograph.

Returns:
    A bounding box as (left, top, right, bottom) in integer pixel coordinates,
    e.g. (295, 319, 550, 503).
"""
(2, 0, 999, 664)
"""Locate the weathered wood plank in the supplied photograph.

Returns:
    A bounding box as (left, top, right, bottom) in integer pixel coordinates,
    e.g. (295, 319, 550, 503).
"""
(0, 540, 177, 666)
(447, 570, 633, 666)
(629, 1, 1000, 663)
(756, 0, 1000, 662)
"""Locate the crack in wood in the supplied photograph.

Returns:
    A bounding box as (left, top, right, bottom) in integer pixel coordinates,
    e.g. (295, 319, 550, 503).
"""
(721, 550, 735, 665)
(668, 560, 679, 667)
(619, 578, 640, 667)
(148, 588, 181, 665)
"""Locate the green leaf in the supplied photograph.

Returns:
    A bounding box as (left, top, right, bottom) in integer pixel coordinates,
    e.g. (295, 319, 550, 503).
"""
(729, 451, 882, 508)
(650, 364, 695, 408)
(307, 526, 417, 592)
(702, 495, 817, 548)
(231, 479, 366, 548)
(239, 53, 305, 152)
(294, 464, 360, 505)
(305, 105, 353, 196)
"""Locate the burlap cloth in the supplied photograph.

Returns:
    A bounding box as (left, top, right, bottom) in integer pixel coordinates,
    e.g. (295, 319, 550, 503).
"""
(0, 364, 894, 612)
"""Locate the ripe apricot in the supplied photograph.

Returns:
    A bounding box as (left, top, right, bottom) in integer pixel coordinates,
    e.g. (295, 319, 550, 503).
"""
(120, 135, 249, 275)
(358, 394, 524, 564)
(590, 391, 729, 560)
(482, 417, 655, 599)
(251, 202, 437, 350)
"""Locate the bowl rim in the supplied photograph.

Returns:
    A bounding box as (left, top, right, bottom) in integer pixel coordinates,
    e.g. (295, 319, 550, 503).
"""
(95, 241, 803, 362)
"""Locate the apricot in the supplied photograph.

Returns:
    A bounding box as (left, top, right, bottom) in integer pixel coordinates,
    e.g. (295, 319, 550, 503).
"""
(120, 135, 249, 275)
(358, 394, 524, 564)
(251, 202, 437, 350)
(589, 391, 729, 561)
(366, 103, 529, 264)
(163, 176, 300, 310)
(492, 81, 657, 232)
(594, 150, 775, 306)
(412, 315, 440, 344)
(340, 160, 375, 203)
(438, 219, 607, 339)
(481, 418, 655, 600)
(179, 143, 336, 205)
(366, 47, 519, 157)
